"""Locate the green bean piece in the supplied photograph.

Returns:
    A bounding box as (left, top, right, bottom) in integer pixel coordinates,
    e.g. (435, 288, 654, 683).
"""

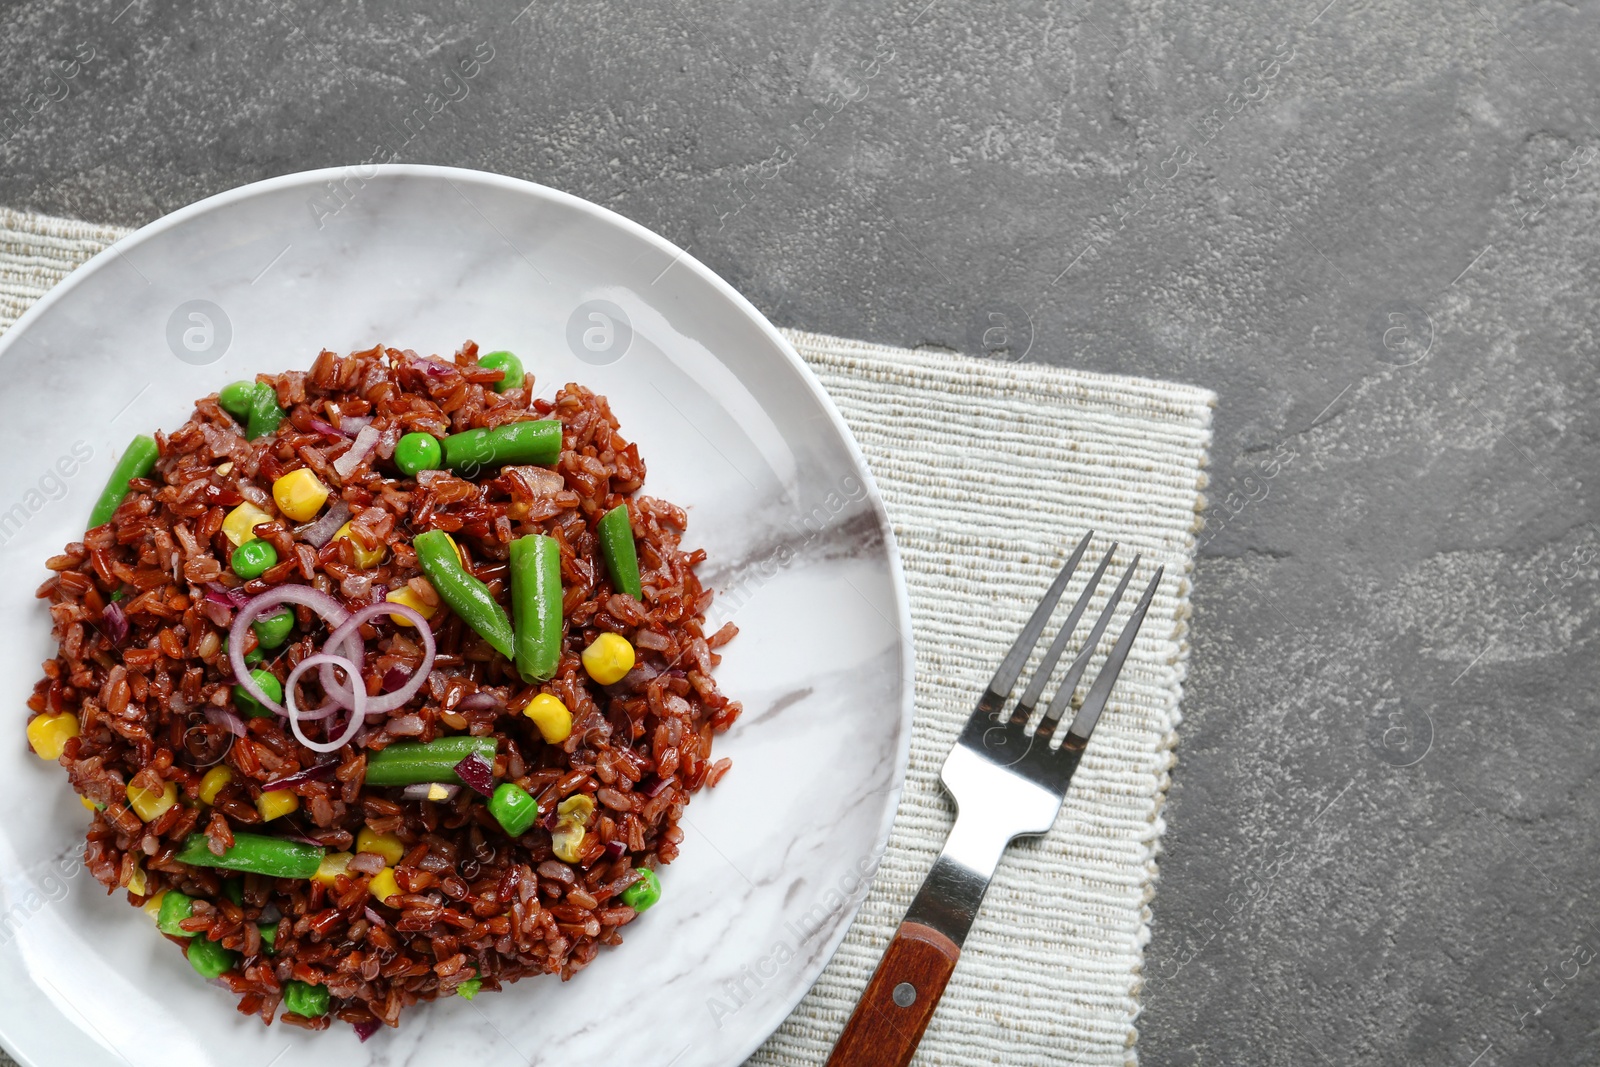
(244, 382, 285, 441)
(217, 380, 258, 419)
(157, 891, 198, 937)
(457, 974, 483, 999)
(186, 936, 236, 979)
(596, 504, 643, 601)
(222, 879, 245, 906)
(363, 736, 499, 787)
(488, 782, 540, 837)
(413, 530, 515, 658)
(621, 867, 662, 912)
(175, 831, 324, 880)
(88, 434, 159, 529)
(510, 534, 563, 683)
(442, 419, 561, 474)
(258, 922, 278, 954)
(251, 606, 295, 650)
(231, 538, 278, 579)
(479, 350, 524, 393)
(283, 980, 330, 1017)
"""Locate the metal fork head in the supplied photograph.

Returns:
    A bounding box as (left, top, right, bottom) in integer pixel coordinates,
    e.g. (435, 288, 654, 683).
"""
(954, 534, 1164, 797)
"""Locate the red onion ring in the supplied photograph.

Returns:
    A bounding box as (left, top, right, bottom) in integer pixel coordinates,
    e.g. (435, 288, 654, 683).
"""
(286, 654, 367, 753)
(318, 602, 435, 715)
(228, 586, 355, 716)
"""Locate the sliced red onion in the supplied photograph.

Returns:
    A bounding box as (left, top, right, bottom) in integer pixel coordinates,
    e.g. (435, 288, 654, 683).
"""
(286, 653, 367, 753)
(306, 416, 348, 441)
(412, 357, 456, 379)
(453, 753, 494, 797)
(353, 1019, 381, 1042)
(294, 499, 351, 549)
(340, 414, 374, 435)
(362, 906, 388, 928)
(637, 775, 672, 798)
(333, 425, 381, 481)
(262, 761, 337, 791)
(229, 586, 354, 716)
(100, 601, 130, 644)
(200, 598, 233, 628)
(203, 706, 246, 738)
(381, 666, 413, 693)
(456, 690, 501, 712)
(603, 840, 626, 861)
(400, 782, 459, 803)
(319, 602, 435, 715)
(205, 583, 250, 608)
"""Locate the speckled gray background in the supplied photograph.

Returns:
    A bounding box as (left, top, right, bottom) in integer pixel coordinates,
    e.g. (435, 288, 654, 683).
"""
(4, 0, 1599, 1063)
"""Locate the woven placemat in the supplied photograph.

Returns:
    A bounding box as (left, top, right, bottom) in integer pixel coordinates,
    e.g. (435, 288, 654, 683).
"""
(0, 207, 1214, 1066)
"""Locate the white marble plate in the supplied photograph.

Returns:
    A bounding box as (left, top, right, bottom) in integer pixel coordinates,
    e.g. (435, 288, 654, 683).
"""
(0, 166, 913, 1067)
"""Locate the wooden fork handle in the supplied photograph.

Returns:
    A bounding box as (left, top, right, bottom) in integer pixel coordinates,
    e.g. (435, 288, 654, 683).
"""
(825, 921, 961, 1067)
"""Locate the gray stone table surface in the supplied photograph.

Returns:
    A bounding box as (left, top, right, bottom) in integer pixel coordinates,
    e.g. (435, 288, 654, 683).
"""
(4, 0, 1600, 1063)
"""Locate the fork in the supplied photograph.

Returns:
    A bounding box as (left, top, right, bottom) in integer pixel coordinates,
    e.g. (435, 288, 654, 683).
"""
(825, 531, 1164, 1067)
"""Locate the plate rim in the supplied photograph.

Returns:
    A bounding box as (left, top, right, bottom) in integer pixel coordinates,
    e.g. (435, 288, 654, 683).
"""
(0, 163, 917, 1067)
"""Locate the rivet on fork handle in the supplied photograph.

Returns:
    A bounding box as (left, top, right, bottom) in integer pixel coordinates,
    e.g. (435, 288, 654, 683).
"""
(824, 922, 961, 1067)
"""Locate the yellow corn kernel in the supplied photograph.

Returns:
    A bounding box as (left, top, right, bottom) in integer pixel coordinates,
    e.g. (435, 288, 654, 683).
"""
(312, 852, 353, 887)
(524, 693, 573, 744)
(80, 796, 99, 813)
(125, 863, 148, 897)
(424, 783, 453, 801)
(222, 501, 275, 547)
(256, 788, 299, 822)
(333, 521, 384, 568)
(272, 468, 330, 522)
(356, 828, 405, 866)
(369, 867, 402, 905)
(198, 766, 234, 805)
(552, 793, 595, 863)
(386, 586, 438, 627)
(142, 890, 168, 919)
(27, 712, 79, 760)
(581, 632, 635, 686)
(215, 461, 234, 476)
(126, 780, 178, 822)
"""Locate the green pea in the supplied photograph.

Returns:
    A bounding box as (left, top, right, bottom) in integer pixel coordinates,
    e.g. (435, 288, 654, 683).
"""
(251, 606, 295, 650)
(222, 637, 264, 667)
(394, 432, 443, 476)
(479, 350, 524, 393)
(186, 936, 235, 979)
(230, 538, 278, 580)
(488, 782, 540, 837)
(621, 868, 661, 912)
(218, 381, 258, 419)
(244, 382, 285, 441)
(457, 975, 483, 1000)
(157, 891, 197, 937)
(234, 669, 282, 717)
(283, 979, 330, 1017)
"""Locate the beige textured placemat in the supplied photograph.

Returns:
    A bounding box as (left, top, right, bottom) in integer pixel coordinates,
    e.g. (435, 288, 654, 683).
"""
(0, 207, 1214, 1066)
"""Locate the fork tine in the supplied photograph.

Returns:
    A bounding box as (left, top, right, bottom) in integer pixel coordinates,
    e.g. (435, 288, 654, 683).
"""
(1064, 565, 1164, 742)
(978, 530, 1094, 715)
(1007, 544, 1118, 725)
(1036, 554, 1140, 736)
